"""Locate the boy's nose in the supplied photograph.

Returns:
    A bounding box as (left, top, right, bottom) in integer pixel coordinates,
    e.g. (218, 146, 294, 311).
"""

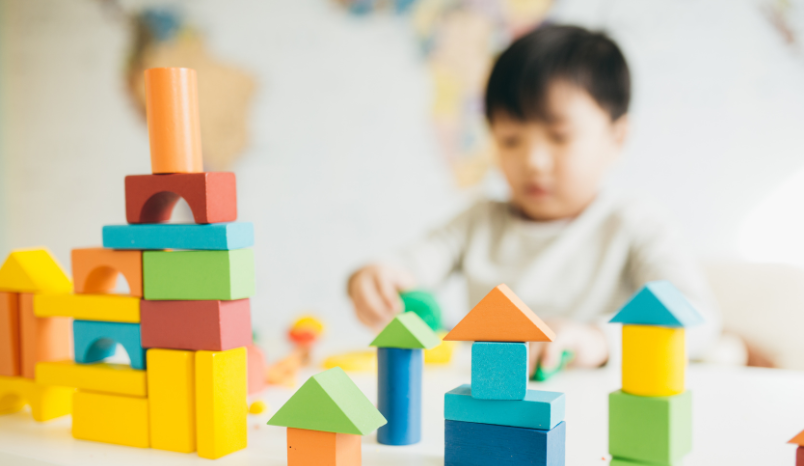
(527, 145, 554, 174)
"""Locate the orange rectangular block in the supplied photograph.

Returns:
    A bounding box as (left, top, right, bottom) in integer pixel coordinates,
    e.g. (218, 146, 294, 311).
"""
(20, 294, 72, 379)
(71, 248, 142, 297)
(287, 428, 361, 466)
(0, 292, 21, 376)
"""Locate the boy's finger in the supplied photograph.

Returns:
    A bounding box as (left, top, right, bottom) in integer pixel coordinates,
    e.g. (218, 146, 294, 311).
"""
(540, 343, 563, 371)
(375, 273, 402, 314)
(356, 279, 391, 322)
(528, 342, 544, 376)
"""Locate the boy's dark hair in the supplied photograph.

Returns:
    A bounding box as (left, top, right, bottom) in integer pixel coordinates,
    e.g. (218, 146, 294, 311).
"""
(485, 24, 630, 123)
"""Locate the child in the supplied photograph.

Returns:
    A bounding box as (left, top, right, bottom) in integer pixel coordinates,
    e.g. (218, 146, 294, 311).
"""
(348, 25, 721, 373)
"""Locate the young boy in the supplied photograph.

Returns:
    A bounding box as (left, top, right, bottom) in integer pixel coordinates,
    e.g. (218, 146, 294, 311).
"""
(348, 25, 721, 373)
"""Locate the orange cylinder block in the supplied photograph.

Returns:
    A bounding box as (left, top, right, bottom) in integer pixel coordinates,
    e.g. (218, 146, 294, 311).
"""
(145, 67, 203, 174)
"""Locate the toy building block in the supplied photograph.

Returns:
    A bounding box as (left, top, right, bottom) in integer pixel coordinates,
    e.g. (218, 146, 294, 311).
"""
(144, 67, 203, 174)
(20, 294, 72, 379)
(0, 375, 74, 421)
(148, 349, 196, 453)
(34, 294, 140, 323)
(609, 459, 671, 466)
(471, 342, 528, 400)
(0, 248, 72, 294)
(400, 289, 442, 331)
(142, 249, 254, 300)
(532, 350, 574, 382)
(103, 222, 254, 250)
(789, 430, 804, 466)
(622, 325, 685, 397)
(247, 344, 266, 395)
(196, 347, 248, 459)
(370, 312, 442, 349)
(72, 390, 149, 448)
(71, 248, 142, 296)
(445, 384, 564, 431)
(140, 299, 251, 351)
(609, 390, 692, 465)
(287, 427, 361, 466)
(444, 284, 556, 342)
(125, 173, 237, 224)
(36, 361, 147, 397)
(0, 292, 21, 376)
(445, 419, 566, 466)
(610, 281, 704, 327)
(799, 447, 804, 466)
(73, 320, 146, 370)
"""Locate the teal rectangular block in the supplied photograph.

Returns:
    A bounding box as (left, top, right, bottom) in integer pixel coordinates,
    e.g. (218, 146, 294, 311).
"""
(445, 384, 564, 430)
(143, 249, 254, 300)
(609, 390, 692, 465)
(471, 342, 527, 400)
(103, 222, 253, 250)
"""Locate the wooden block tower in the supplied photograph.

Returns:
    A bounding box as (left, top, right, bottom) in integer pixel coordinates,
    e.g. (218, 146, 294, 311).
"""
(608, 280, 704, 465)
(31, 67, 256, 459)
(443, 284, 566, 466)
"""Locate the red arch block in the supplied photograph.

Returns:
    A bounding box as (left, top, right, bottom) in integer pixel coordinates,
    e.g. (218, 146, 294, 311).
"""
(125, 173, 237, 224)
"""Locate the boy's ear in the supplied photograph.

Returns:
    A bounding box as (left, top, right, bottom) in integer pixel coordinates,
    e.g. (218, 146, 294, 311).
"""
(611, 114, 630, 149)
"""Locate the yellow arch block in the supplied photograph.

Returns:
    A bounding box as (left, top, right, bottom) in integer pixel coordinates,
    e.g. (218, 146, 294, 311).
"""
(622, 325, 685, 397)
(0, 375, 73, 421)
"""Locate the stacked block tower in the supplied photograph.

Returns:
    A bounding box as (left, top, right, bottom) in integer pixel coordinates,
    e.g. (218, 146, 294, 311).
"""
(32, 67, 256, 459)
(443, 284, 566, 466)
(608, 280, 703, 466)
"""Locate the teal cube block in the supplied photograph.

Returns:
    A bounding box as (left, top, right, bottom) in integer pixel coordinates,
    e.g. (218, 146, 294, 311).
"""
(471, 342, 527, 400)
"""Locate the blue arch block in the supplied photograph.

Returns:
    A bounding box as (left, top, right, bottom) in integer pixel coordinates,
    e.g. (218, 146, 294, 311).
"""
(73, 320, 146, 370)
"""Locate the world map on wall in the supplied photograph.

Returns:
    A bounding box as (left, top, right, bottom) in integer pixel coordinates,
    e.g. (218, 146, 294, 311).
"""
(336, 0, 553, 187)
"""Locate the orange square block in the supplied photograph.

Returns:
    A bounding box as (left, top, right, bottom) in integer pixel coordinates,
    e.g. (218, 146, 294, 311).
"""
(71, 248, 142, 297)
(20, 294, 72, 379)
(287, 428, 361, 466)
(0, 292, 21, 376)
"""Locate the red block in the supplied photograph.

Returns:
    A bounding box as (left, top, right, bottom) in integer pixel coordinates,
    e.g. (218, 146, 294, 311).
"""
(247, 344, 266, 395)
(140, 299, 251, 351)
(125, 173, 237, 224)
(798, 446, 804, 466)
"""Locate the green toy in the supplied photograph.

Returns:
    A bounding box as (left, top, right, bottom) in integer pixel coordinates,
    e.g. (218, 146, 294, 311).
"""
(532, 350, 574, 382)
(400, 290, 442, 331)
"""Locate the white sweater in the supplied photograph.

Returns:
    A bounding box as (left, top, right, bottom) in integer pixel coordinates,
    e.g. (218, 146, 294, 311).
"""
(387, 193, 722, 359)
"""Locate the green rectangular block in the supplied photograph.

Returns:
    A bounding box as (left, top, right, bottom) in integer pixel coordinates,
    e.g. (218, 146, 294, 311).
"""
(610, 458, 680, 466)
(609, 390, 692, 465)
(143, 249, 254, 300)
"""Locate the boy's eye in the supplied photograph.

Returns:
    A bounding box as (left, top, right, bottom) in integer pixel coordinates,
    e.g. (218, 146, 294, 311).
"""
(500, 135, 522, 149)
(547, 130, 569, 144)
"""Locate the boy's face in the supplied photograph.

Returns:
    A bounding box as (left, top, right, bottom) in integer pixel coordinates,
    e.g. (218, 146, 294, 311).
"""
(491, 81, 628, 221)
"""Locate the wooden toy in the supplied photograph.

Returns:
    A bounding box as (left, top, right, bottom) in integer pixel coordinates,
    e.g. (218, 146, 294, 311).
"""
(444, 284, 556, 342)
(532, 350, 574, 382)
(71, 248, 142, 296)
(268, 367, 387, 466)
(102, 222, 254, 250)
(0, 248, 72, 294)
(0, 292, 21, 376)
(20, 294, 72, 379)
(34, 294, 140, 323)
(609, 459, 659, 465)
(144, 67, 203, 174)
(72, 390, 149, 448)
(249, 400, 266, 415)
(148, 349, 196, 453)
(195, 347, 248, 459)
(424, 331, 456, 365)
(622, 325, 685, 397)
(788, 430, 804, 466)
(36, 361, 147, 397)
(268, 315, 325, 387)
(0, 375, 74, 421)
(73, 320, 146, 370)
(445, 419, 566, 466)
(142, 249, 254, 300)
(125, 172, 237, 224)
(400, 289, 442, 330)
(370, 311, 441, 349)
(610, 280, 704, 327)
(321, 350, 377, 373)
(609, 389, 692, 465)
(444, 384, 564, 430)
(247, 344, 266, 395)
(140, 298, 251, 351)
(471, 342, 527, 400)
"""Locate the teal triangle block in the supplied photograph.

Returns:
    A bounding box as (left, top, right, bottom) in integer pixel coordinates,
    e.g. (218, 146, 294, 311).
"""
(370, 312, 441, 349)
(610, 280, 704, 327)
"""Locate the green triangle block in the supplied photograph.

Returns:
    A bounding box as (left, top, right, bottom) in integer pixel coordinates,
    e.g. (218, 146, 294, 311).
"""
(267, 367, 386, 435)
(401, 290, 442, 330)
(370, 312, 441, 349)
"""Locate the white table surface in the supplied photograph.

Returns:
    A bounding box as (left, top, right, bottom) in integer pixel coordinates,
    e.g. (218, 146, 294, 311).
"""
(1, 357, 803, 466)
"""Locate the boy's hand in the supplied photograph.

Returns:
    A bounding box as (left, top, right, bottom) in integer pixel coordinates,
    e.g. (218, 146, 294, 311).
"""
(529, 319, 608, 376)
(347, 264, 415, 332)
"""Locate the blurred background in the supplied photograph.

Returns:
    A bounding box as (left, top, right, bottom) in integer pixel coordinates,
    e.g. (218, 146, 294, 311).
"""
(2, 0, 804, 367)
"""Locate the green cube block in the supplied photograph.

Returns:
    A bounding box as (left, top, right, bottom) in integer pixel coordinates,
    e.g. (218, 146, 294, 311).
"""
(609, 390, 692, 465)
(143, 249, 254, 300)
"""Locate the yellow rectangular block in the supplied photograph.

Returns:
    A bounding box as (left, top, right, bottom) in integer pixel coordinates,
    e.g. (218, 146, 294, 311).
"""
(148, 349, 196, 453)
(36, 360, 146, 397)
(196, 347, 247, 459)
(34, 294, 140, 323)
(72, 390, 149, 448)
(0, 375, 73, 421)
(622, 325, 685, 397)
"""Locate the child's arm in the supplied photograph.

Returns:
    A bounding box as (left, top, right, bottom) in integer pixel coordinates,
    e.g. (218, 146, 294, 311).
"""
(347, 264, 414, 332)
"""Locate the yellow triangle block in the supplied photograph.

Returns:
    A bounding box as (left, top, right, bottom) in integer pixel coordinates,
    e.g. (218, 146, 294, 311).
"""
(0, 249, 72, 294)
(444, 284, 556, 342)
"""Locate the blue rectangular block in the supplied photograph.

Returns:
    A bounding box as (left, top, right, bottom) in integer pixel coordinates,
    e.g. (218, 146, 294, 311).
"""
(102, 222, 254, 250)
(377, 348, 422, 445)
(445, 384, 564, 430)
(471, 342, 527, 400)
(73, 320, 146, 370)
(445, 420, 565, 466)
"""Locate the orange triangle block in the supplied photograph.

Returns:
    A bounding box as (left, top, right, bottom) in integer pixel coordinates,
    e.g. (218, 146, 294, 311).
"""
(444, 284, 556, 342)
(789, 429, 804, 446)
